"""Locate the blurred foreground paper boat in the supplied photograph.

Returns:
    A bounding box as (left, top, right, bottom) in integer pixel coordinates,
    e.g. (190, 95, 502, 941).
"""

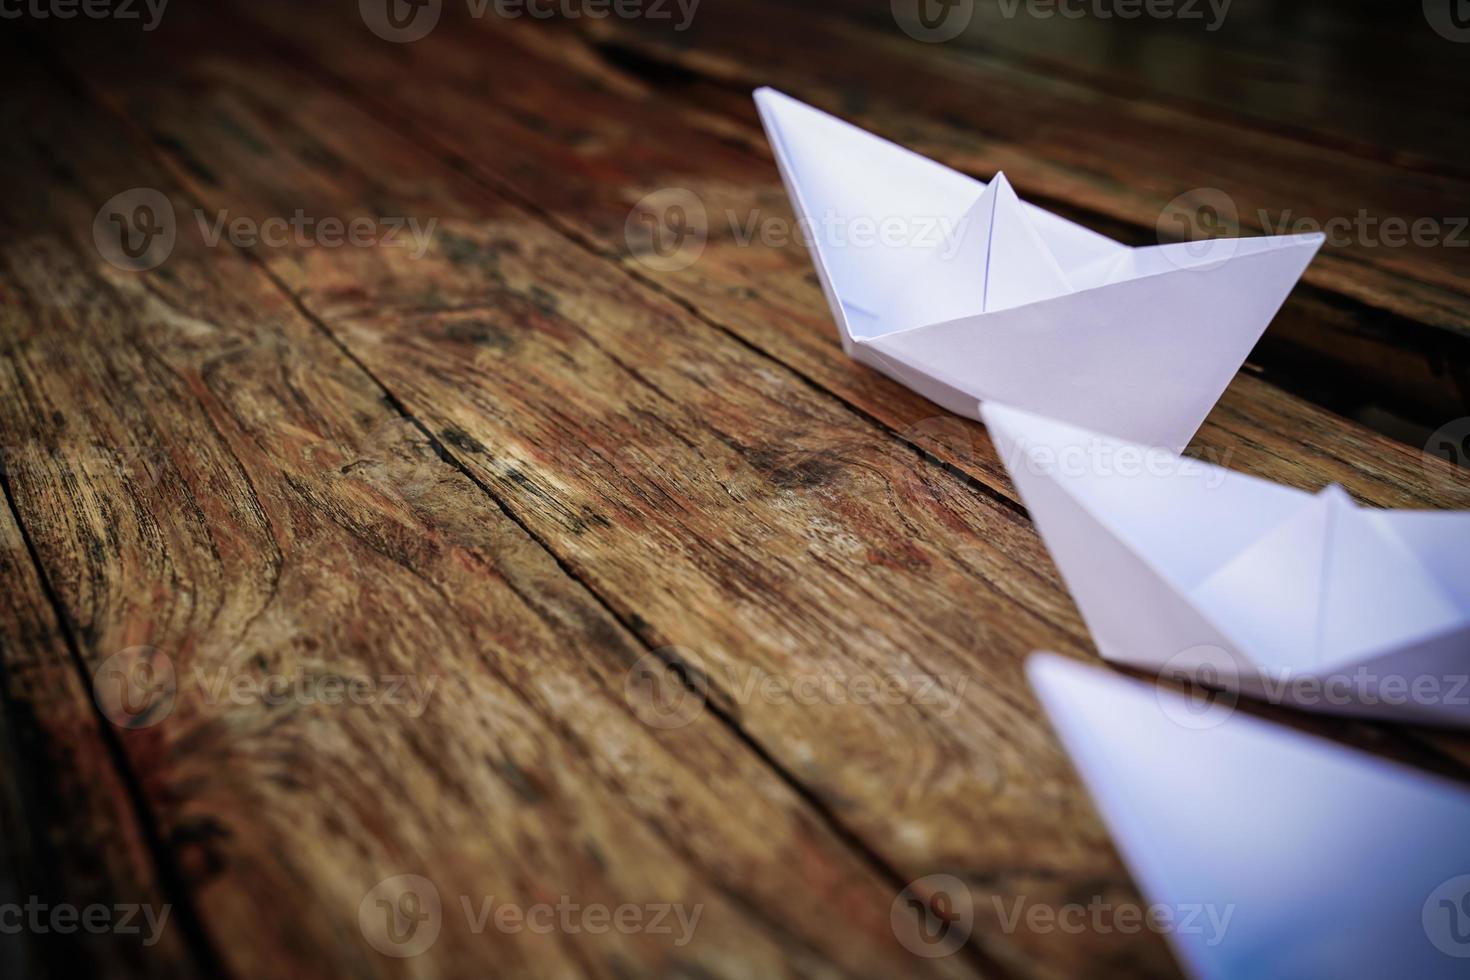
(1027, 653, 1470, 980)
(754, 87, 1324, 451)
(987, 403, 1470, 726)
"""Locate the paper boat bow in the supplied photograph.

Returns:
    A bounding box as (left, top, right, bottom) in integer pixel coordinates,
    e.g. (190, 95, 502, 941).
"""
(755, 88, 1324, 452)
(987, 403, 1470, 726)
(1029, 653, 1470, 980)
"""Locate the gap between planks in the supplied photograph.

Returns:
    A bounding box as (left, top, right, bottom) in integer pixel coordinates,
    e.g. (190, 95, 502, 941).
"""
(27, 29, 1019, 980)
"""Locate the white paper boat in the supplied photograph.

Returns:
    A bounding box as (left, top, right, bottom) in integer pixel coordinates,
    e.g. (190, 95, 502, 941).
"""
(986, 402, 1470, 726)
(1028, 652, 1470, 980)
(754, 87, 1325, 451)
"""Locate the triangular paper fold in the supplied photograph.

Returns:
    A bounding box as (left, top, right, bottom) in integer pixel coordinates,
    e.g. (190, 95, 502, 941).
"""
(1028, 652, 1470, 980)
(755, 87, 1324, 452)
(986, 403, 1470, 725)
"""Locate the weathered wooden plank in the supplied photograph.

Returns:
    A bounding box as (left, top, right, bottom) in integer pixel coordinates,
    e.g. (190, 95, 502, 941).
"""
(550, 0, 1470, 421)
(231, 0, 1470, 767)
(66, 4, 1470, 974)
(0, 486, 196, 978)
(226, 0, 1470, 513)
(43, 10, 1204, 978)
(378, 5, 1470, 771)
(815, 0, 1470, 176)
(582, 0, 1470, 318)
(0, 38, 972, 980)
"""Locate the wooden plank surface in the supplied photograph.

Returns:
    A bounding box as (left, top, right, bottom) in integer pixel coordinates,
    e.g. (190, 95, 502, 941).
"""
(52, 12, 1163, 978)
(542, 0, 1470, 424)
(0, 484, 196, 978)
(218, 0, 1470, 512)
(0, 2, 1467, 978)
(815, 1, 1470, 176)
(1, 34, 982, 980)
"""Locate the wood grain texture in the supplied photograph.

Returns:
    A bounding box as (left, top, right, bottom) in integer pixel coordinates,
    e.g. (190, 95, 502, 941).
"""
(0, 488, 195, 978)
(0, 3, 1466, 979)
(41, 8, 1193, 977)
(535, 0, 1470, 422)
(1, 35, 982, 980)
(224, 0, 1470, 512)
(816, 0, 1470, 176)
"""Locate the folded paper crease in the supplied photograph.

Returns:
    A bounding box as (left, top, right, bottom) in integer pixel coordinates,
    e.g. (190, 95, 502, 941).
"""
(755, 86, 1324, 451)
(987, 404, 1470, 725)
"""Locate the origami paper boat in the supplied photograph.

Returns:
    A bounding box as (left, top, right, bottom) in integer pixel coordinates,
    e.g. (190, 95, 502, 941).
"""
(1028, 652, 1470, 980)
(987, 403, 1470, 726)
(754, 87, 1325, 451)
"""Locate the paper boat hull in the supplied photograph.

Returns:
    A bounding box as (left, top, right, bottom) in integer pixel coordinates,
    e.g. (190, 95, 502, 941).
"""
(863, 235, 1323, 452)
(987, 404, 1470, 727)
(1029, 652, 1470, 980)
